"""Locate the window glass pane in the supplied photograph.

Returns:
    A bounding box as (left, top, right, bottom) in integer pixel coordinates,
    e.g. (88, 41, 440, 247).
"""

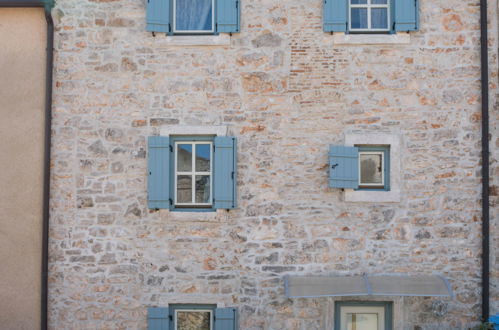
(196, 144, 211, 172)
(371, 0, 387, 4)
(371, 8, 388, 29)
(175, 0, 213, 31)
(351, 0, 368, 4)
(351, 8, 368, 29)
(177, 144, 192, 172)
(195, 175, 210, 203)
(176, 311, 211, 330)
(177, 175, 192, 203)
(346, 313, 378, 330)
(360, 154, 383, 184)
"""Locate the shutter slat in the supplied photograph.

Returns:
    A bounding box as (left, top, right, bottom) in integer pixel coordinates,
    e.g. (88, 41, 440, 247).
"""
(148, 307, 170, 330)
(323, 0, 347, 32)
(148, 136, 170, 209)
(214, 137, 237, 209)
(329, 146, 359, 189)
(394, 0, 419, 31)
(146, 0, 170, 33)
(215, 308, 237, 330)
(216, 0, 240, 33)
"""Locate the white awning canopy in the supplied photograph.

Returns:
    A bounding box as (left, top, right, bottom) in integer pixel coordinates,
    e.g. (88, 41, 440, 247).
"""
(284, 274, 453, 298)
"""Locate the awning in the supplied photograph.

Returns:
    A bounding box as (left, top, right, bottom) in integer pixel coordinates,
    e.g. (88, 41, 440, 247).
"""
(284, 274, 453, 298)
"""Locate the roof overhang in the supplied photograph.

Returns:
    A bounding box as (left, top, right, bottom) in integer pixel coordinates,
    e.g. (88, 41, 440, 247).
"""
(285, 274, 453, 298)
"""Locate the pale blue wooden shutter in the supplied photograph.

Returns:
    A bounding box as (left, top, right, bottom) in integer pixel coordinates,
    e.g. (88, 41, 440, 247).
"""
(216, 0, 240, 33)
(215, 308, 237, 330)
(148, 307, 169, 330)
(329, 146, 359, 189)
(146, 0, 171, 33)
(394, 0, 419, 31)
(323, 0, 347, 32)
(214, 137, 236, 209)
(148, 136, 170, 209)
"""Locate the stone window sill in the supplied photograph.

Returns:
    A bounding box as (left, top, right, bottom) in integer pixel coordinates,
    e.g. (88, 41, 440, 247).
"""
(162, 34, 231, 46)
(332, 32, 410, 45)
(344, 189, 401, 203)
(160, 209, 229, 222)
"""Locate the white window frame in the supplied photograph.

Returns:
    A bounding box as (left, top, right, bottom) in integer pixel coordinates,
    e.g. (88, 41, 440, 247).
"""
(358, 151, 385, 187)
(349, 0, 390, 32)
(340, 306, 385, 330)
(173, 0, 216, 34)
(174, 309, 213, 330)
(174, 141, 213, 207)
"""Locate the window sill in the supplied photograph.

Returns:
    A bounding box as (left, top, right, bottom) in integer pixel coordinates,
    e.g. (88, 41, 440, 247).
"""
(160, 209, 228, 222)
(344, 189, 401, 203)
(332, 32, 410, 45)
(162, 34, 231, 46)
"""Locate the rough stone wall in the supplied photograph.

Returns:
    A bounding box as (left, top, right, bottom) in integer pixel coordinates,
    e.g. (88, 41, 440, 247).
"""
(48, 0, 498, 329)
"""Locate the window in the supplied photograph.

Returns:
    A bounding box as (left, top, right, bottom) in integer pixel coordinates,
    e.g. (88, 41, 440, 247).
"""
(146, 0, 240, 35)
(323, 0, 418, 34)
(174, 140, 213, 207)
(171, 304, 215, 330)
(349, 0, 389, 32)
(173, 0, 215, 34)
(148, 306, 238, 330)
(335, 302, 393, 330)
(329, 145, 390, 191)
(357, 145, 390, 191)
(148, 135, 237, 211)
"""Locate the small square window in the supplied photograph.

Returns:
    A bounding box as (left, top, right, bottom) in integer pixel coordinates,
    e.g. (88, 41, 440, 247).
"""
(349, 0, 390, 32)
(173, 0, 215, 34)
(357, 145, 390, 191)
(335, 301, 393, 330)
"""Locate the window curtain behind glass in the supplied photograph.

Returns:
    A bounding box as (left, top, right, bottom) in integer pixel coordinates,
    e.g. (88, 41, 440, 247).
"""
(176, 0, 213, 31)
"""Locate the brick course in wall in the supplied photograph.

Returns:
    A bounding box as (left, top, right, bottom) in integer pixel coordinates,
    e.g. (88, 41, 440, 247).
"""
(48, 0, 499, 328)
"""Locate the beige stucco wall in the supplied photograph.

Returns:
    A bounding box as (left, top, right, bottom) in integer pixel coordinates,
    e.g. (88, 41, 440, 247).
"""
(0, 8, 46, 330)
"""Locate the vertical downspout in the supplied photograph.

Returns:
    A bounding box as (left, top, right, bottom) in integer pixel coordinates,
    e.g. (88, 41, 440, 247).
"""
(479, 0, 490, 323)
(42, 3, 54, 330)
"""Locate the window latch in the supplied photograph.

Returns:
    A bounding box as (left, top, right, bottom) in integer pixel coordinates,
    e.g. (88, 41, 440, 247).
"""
(331, 163, 339, 170)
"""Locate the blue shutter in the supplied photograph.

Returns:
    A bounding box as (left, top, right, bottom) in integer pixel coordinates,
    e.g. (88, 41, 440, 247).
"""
(323, 0, 347, 32)
(146, 0, 170, 33)
(216, 0, 240, 33)
(148, 136, 170, 209)
(214, 137, 237, 209)
(394, 0, 419, 31)
(215, 308, 237, 330)
(329, 146, 359, 189)
(148, 307, 170, 330)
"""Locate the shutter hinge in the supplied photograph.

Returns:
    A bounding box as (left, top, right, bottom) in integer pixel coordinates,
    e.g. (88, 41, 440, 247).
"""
(169, 198, 173, 205)
(152, 32, 156, 37)
(169, 145, 173, 152)
(169, 315, 173, 321)
(231, 171, 234, 179)
(149, 171, 152, 175)
(168, 23, 171, 33)
(216, 23, 218, 32)
(236, 0, 238, 8)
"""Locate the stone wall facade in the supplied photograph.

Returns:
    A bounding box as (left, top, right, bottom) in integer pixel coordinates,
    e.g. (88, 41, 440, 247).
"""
(48, 0, 499, 329)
